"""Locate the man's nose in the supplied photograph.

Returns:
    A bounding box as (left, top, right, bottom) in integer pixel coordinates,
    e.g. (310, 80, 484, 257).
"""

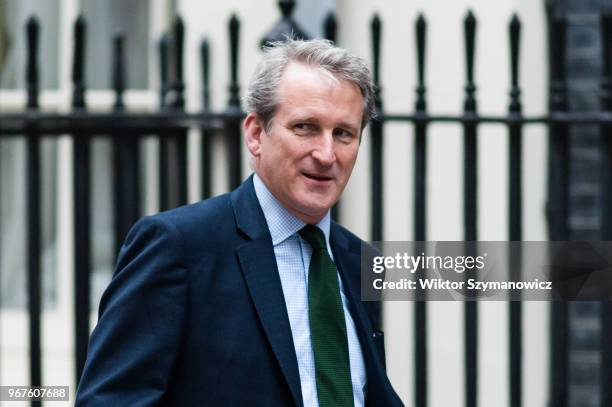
(311, 132, 336, 166)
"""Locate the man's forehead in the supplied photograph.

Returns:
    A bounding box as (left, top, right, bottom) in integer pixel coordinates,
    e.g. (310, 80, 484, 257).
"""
(280, 62, 341, 88)
(271, 62, 364, 127)
(277, 63, 361, 101)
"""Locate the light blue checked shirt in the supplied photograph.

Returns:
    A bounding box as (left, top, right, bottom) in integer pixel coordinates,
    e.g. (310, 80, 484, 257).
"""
(253, 174, 366, 407)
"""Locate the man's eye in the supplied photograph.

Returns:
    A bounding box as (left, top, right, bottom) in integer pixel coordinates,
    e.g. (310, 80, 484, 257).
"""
(334, 129, 356, 142)
(294, 123, 315, 132)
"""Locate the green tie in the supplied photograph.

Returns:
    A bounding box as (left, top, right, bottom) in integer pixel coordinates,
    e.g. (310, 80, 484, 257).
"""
(299, 225, 354, 407)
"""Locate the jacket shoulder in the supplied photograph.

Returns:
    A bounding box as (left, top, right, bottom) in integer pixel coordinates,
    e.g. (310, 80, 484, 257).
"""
(154, 193, 232, 225)
(126, 193, 236, 250)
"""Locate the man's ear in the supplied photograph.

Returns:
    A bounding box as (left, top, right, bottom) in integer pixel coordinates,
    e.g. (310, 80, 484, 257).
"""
(243, 112, 266, 157)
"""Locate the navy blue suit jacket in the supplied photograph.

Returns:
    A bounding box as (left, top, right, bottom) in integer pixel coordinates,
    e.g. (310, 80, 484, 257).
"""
(75, 175, 403, 406)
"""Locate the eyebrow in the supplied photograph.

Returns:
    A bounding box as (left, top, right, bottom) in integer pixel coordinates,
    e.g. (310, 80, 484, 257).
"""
(292, 116, 318, 122)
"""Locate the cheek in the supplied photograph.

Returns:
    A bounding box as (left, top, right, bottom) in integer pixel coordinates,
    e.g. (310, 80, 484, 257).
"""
(337, 148, 359, 172)
(269, 138, 303, 162)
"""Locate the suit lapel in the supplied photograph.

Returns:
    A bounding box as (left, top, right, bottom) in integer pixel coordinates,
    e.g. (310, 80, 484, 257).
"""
(231, 177, 303, 407)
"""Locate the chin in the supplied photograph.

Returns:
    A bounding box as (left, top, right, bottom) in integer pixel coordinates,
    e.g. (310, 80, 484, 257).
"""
(291, 191, 337, 219)
(299, 201, 335, 219)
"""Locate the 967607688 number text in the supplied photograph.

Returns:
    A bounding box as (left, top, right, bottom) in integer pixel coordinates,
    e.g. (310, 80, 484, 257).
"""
(0, 386, 69, 401)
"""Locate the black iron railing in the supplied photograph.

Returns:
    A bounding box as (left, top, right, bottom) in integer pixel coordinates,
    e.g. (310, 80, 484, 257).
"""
(2, 2, 612, 407)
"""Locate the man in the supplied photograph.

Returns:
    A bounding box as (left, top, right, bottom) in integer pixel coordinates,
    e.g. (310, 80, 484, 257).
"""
(76, 39, 403, 406)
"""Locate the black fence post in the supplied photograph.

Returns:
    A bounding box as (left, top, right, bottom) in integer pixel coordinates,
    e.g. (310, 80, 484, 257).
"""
(200, 38, 213, 199)
(463, 10, 478, 407)
(159, 16, 188, 210)
(413, 13, 428, 407)
(546, 3, 569, 406)
(370, 14, 383, 241)
(507, 13, 523, 407)
(600, 10, 612, 407)
(158, 33, 170, 211)
(226, 14, 242, 189)
(72, 14, 91, 387)
(25, 16, 42, 407)
(171, 16, 188, 206)
(323, 12, 341, 222)
(112, 34, 140, 258)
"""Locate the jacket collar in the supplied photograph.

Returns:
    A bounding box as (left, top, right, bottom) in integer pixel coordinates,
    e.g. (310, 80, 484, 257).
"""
(231, 174, 269, 241)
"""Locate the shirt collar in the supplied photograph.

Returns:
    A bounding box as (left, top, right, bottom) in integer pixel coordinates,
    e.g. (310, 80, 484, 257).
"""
(253, 173, 331, 247)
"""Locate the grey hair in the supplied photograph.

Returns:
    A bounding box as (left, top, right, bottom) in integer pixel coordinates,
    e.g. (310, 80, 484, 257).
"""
(244, 38, 376, 133)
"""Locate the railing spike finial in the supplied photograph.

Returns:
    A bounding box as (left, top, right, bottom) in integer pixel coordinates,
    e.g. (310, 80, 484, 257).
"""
(323, 12, 337, 43)
(26, 15, 40, 109)
(509, 13, 522, 113)
(72, 14, 87, 109)
(371, 13, 382, 87)
(415, 13, 427, 112)
(228, 14, 241, 107)
(260, 0, 310, 49)
(173, 15, 184, 84)
(165, 14, 185, 109)
(112, 33, 126, 110)
(463, 9, 477, 112)
(464, 10, 477, 83)
(200, 38, 211, 109)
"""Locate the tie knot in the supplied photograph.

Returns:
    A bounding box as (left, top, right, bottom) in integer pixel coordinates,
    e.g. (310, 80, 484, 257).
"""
(299, 224, 327, 250)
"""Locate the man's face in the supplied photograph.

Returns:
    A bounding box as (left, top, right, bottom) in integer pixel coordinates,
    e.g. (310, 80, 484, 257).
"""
(244, 62, 364, 224)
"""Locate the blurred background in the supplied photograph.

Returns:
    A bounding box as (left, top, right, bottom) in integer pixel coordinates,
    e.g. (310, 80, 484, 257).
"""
(0, 0, 610, 406)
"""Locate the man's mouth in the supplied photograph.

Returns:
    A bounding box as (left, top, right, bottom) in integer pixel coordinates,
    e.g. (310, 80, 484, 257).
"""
(302, 172, 333, 182)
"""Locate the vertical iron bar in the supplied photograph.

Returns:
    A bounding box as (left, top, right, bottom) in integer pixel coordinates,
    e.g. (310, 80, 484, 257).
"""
(414, 13, 428, 407)
(158, 34, 170, 211)
(414, 13, 427, 247)
(159, 17, 187, 210)
(463, 10, 478, 407)
(173, 16, 185, 110)
(72, 14, 90, 386)
(600, 10, 612, 407)
(226, 14, 242, 189)
(546, 4, 569, 406)
(25, 16, 42, 407)
(112, 34, 140, 258)
(200, 39, 213, 199)
(171, 16, 187, 206)
(508, 13, 523, 407)
(370, 14, 383, 241)
(112, 33, 126, 254)
(324, 12, 341, 221)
